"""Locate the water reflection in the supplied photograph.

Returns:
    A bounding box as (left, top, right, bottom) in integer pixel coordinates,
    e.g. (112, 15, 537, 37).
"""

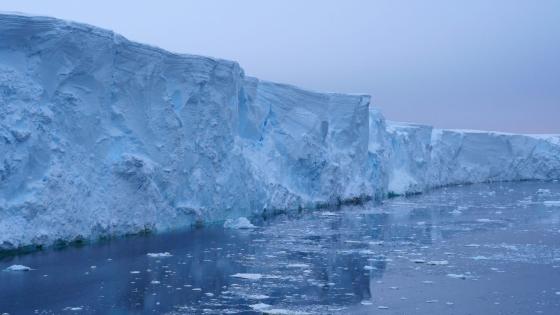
(1, 181, 559, 314)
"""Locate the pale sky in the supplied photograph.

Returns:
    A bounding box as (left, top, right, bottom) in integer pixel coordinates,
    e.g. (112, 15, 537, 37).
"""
(2, 0, 559, 133)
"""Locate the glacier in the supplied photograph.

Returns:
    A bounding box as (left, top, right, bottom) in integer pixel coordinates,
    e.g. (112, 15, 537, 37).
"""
(0, 13, 559, 251)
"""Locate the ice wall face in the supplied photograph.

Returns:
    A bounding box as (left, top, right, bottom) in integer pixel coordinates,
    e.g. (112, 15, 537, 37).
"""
(381, 122, 560, 195)
(367, 108, 390, 199)
(384, 122, 433, 195)
(240, 78, 373, 210)
(428, 130, 560, 187)
(0, 14, 375, 250)
(0, 13, 268, 249)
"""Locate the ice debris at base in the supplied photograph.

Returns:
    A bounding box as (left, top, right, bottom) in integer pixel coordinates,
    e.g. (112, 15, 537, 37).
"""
(447, 273, 468, 279)
(231, 273, 263, 280)
(223, 217, 256, 229)
(62, 307, 83, 311)
(147, 252, 172, 258)
(248, 303, 311, 315)
(3, 264, 32, 272)
(0, 13, 560, 250)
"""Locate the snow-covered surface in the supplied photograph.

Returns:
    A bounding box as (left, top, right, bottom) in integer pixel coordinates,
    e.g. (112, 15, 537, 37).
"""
(0, 13, 559, 250)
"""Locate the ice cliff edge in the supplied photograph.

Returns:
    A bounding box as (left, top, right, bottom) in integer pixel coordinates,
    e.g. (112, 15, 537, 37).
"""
(1, 13, 559, 251)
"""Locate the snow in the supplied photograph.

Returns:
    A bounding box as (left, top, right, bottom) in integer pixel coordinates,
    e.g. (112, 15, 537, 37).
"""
(0, 13, 559, 251)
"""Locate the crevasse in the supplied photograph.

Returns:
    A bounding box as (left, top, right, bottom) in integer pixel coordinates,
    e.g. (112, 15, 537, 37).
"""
(1, 13, 559, 250)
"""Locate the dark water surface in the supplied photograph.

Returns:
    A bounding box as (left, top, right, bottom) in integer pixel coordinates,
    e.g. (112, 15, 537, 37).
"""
(1, 181, 560, 314)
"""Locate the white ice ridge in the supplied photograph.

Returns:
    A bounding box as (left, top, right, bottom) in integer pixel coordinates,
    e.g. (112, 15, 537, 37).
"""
(0, 13, 559, 250)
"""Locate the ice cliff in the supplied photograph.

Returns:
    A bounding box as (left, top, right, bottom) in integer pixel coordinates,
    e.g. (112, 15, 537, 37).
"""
(1, 13, 559, 251)
(380, 121, 560, 195)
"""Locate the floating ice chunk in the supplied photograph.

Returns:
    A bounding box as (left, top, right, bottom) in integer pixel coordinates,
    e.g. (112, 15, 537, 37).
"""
(447, 273, 468, 279)
(450, 209, 463, 215)
(247, 294, 270, 300)
(377, 305, 389, 309)
(476, 218, 493, 223)
(471, 255, 489, 260)
(544, 201, 560, 207)
(4, 265, 32, 272)
(63, 306, 83, 311)
(500, 244, 518, 251)
(344, 240, 362, 244)
(464, 244, 480, 248)
(250, 303, 310, 315)
(250, 303, 271, 311)
(266, 309, 310, 315)
(427, 260, 449, 265)
(150, 280, 160, 284)
(364, 265, 376, 270)
(320, 211, 338, 216)
(147, 252, 173, 258)
(231, 273, 263, 280)
(359, 249, 376, 255)
(286, 263, 309, 268)
(224, 217, 256, 229)
(129, 271, 140, 274)
(360, 300, 373, 305)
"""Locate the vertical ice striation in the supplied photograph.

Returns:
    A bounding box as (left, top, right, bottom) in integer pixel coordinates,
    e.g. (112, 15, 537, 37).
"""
(239, 78, 373, 211)
(0, 13, 559, 250)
